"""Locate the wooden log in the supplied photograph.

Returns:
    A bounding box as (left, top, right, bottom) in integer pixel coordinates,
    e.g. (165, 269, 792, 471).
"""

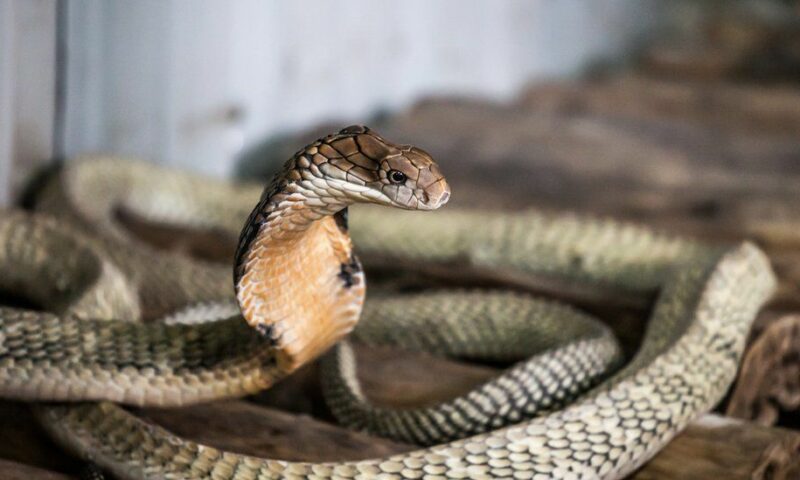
(520, 74, 800, 137)
(640, 10, 800, 85)
(142, 401, 414, 462)
(727, 315, 800, 425)
(750, 435, 800, 480)
(630, 416, 800, 480)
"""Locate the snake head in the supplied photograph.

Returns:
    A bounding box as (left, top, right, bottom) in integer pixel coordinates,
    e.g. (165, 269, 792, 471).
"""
(297, 125, 450, 211)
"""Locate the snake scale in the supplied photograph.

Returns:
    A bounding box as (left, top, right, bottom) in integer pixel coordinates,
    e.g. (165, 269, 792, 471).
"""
(0, 126, 776, 479)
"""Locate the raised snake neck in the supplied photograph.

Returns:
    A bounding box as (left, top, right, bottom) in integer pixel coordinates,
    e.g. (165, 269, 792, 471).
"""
(1, 126, 777, 479)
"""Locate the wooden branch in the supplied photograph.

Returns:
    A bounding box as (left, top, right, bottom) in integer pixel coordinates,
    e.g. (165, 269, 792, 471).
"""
(727, 315, 800, 425)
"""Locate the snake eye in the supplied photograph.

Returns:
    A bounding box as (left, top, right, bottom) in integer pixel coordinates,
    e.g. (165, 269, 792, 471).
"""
(388, 170, 407, 184)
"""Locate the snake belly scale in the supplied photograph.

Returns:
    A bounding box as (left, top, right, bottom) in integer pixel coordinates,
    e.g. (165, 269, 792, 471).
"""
(0, 125, 776, 479)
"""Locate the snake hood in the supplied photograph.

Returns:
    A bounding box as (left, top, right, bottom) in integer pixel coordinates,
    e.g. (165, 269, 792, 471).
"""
(234, 125, 450, 372)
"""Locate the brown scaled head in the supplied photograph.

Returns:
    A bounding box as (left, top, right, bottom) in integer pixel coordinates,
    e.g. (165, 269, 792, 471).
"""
(295, 125, 450, 211)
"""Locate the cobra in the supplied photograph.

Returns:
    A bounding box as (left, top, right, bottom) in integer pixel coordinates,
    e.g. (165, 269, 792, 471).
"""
(0, 125, 776, 479)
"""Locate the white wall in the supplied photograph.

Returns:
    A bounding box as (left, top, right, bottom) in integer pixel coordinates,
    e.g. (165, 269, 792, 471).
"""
(0, 0, 57, 204)
(62, 0, 660, 177)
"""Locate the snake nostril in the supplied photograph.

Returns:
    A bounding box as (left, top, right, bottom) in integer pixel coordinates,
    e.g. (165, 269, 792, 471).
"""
(439, 191, 450, 205)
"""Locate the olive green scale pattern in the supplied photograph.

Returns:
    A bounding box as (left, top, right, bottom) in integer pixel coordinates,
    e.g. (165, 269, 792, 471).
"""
(38, 231, 774, 480)
(321, 292, 623, 445)
(12, 158, 778, 480)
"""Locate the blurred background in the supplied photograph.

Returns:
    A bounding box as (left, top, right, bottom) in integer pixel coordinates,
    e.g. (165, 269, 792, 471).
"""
(2, 0, 797, 192)
(4, 0, 800, 241)
(2, 2, 800, 478)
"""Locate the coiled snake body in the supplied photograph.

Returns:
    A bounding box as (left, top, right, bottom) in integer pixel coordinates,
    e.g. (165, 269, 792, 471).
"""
(0, 126, 776, 479)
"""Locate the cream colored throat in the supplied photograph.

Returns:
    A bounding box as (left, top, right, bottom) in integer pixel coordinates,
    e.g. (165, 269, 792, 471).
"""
(236, 204, 365, 373)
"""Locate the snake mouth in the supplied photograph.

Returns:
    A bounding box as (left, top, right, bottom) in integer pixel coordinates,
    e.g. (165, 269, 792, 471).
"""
(419, 187, 450, 211)
(354, 183, 450, 211)
(415, 180, 451, 211)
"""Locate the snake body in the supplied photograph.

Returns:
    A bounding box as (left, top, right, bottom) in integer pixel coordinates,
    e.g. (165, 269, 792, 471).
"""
(322, 291, 623, 445)
(0, 126, 777, 479)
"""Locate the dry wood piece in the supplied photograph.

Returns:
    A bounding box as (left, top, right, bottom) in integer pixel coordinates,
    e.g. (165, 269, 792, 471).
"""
(631, 415, 800, 480)
(142, 400, 413, 462)
(520, 74, 800, 137)
(750, 436, 800, 480)
(727, 315, 800, 425)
